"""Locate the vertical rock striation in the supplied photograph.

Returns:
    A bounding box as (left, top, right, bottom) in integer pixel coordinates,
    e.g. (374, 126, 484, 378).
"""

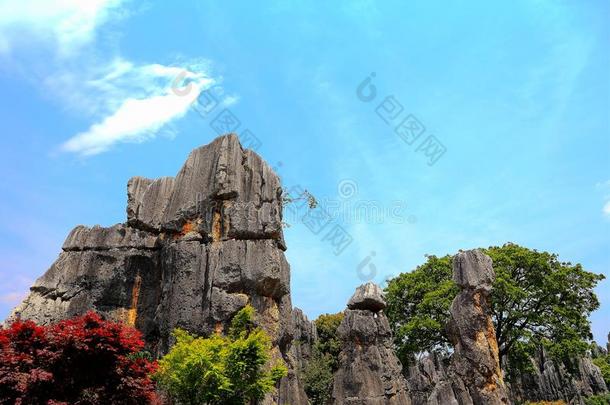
(332, 282, 411, 404)
(447, 250, 509, 405)
(8, 134, 307, 405)
(506, 347, 608, 404)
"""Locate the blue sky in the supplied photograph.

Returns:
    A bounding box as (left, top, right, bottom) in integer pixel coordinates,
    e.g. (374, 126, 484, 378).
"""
(0, 1, 608, 343)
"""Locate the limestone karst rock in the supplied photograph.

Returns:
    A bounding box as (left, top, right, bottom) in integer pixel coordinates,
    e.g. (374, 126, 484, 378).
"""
(332, 283, 411, 405)
(404, 352, 472, 405)
(506, 347, 608, 404)
(447, 250, 509, 405)
(347, 281, 387, 312)
(8, 134, 307, 405)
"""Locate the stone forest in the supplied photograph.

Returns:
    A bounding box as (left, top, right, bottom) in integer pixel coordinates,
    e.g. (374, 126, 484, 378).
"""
(4, 134, 609, 404)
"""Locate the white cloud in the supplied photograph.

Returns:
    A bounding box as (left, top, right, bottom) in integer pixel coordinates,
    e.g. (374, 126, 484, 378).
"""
(603, 201, 610, 218)
(0, 0, 125, 56)
(0, 1, 223, 156)
(62, 69, 214, 155)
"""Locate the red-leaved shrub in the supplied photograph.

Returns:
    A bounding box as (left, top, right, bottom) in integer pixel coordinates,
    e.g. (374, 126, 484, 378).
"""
(0, 312, 158, 404)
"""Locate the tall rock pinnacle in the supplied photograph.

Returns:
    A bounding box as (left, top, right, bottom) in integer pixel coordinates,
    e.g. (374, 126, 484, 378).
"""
(8, 134, 307, 405)
(447, 250, 509, 405)
(332, 282, 411, 404)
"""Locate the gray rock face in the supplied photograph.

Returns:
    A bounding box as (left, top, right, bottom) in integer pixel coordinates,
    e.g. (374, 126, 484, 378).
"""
(347, 282, 387, 312)
(125, 136, 283, 241)
(447, 250, 509, 405)
(452, 249, 494, 291)
(8, 134, 306, 405)
(332, 283, 410, 405)
(290, 308, 318, 371)
(507, 348, 608, 404)
(405, 353, 472, 405)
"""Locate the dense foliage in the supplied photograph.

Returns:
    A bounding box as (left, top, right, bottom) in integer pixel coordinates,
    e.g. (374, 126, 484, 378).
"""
(153, 305, 287, 405)
(385, 243, 604, 373)
(0, 312, 158, 404)
(384, 254, 456, 364)
(302, 312, 344, 405)
(584, 393, 610, 405)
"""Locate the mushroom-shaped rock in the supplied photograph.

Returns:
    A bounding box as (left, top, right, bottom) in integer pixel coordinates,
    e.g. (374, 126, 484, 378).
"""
(453, 249, 494, 291)
(347, 282, 386, 312)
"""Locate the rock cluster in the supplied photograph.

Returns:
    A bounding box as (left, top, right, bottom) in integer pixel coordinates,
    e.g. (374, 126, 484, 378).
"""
(8, 134, 307, 405)
(507, 348, 608, 404)
(447, 250, 509, 405)
(404, 353, 472, 405)
(332, 282, 411, 404)
(6, 134, 608, 405)
(405, 350, 608, 405)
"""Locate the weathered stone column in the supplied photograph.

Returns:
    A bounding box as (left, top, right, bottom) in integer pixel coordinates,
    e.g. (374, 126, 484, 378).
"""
(447, 250, 509, 405)
(332, 282, 411, 404)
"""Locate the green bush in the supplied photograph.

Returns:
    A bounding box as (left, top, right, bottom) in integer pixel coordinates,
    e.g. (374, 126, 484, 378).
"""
(302, 312, 344, 405)
(302, 351, 334, 404)
(154, 305, 287, 405)
(584, 393, 610, 405)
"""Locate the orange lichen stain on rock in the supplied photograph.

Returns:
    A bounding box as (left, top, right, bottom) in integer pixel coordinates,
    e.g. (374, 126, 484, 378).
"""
(486, 317, 500, 357)
(475, 330, 488, 350)
(473, 292, 484, 315)
(181, 221, 195, 235)
(212, 211, 222, 242)
(484, 381, 498, 392)
(127, 274, 142, 327)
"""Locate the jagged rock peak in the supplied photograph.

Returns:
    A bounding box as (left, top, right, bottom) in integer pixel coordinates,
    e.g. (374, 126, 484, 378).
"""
(347, 281, 386, 312)
(126, 133, 285, 248)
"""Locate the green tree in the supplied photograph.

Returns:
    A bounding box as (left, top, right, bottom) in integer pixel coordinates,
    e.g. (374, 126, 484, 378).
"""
(314, 312, 344, 369)
(154, 305, 287, 405)
(385, 243, 604, 372)
(384, 254, 456, 364)
(302, 312, 344, 405)
(302, 351, 334, 405)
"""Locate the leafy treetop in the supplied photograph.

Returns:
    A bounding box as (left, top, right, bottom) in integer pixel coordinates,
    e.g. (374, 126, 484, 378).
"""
(384, 243, 604, 375)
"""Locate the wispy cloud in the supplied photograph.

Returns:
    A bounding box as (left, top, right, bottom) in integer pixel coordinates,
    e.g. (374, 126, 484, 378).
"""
(61, 66, 213, 155)
(0, 0, 126, 56)
(57, 60, 214, 156)
(0, 0, 221, 156)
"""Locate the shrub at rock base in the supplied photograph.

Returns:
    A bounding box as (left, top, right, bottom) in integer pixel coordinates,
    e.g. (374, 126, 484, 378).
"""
(0, 312, 158, 404)
(153, 305, 287, 405)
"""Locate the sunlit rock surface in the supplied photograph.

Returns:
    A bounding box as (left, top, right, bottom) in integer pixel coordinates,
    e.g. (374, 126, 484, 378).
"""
(8, 134, 307, 405)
